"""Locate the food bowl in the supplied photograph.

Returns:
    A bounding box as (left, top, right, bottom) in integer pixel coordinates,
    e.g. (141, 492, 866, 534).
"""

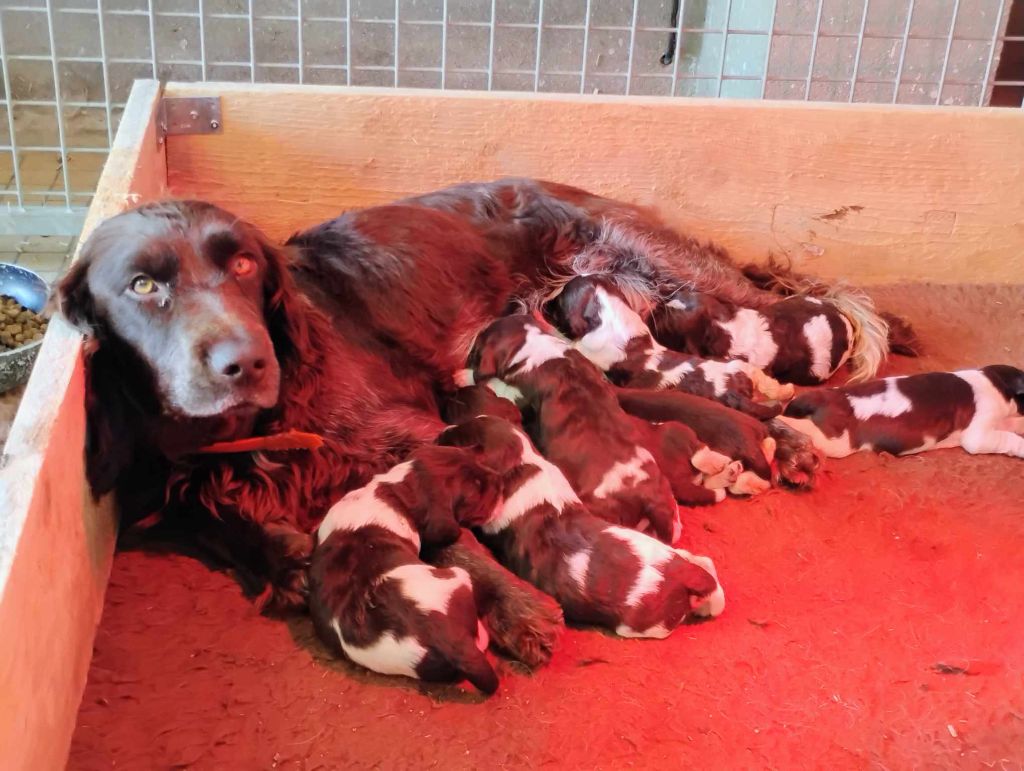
(0, 263, 51, 393)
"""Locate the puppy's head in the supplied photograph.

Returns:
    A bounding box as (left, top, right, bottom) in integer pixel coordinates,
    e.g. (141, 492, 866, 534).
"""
(437, 415, 526, 476)
(411, 445, 504, 539)
(59, 201, 291, 420)
(545, 275, 607, 340)
(467, 314, 567, 381)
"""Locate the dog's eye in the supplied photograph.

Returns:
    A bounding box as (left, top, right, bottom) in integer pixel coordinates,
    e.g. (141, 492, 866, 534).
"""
(231, 256, 255, 277)
(130, 275, 157, 295)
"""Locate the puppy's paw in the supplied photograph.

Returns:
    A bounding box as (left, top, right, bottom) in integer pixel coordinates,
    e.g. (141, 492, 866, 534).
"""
(483, 580, 564, 670)
(768, 418, 823, 489)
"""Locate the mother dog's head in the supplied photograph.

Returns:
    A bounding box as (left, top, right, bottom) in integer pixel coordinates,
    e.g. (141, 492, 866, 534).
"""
(59, 201, 305, 489)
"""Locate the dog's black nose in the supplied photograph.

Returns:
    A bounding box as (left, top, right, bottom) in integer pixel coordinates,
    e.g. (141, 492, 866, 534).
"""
(207, 339, 268, 384)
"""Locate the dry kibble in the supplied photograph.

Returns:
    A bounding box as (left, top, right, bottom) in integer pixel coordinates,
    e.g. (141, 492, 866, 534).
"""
(0, 295, 48, 351)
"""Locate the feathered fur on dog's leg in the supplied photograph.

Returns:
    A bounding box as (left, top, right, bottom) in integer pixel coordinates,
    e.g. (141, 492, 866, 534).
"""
(426, 529, 564, 669)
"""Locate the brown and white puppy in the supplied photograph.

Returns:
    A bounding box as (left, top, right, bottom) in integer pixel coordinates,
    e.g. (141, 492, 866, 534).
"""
(651, 291, 854, 386)
(468, 315, 683, 543)
(310, 445, 502, 694)
(439, 415, 725, 637)
(448, 382, 731, 506)
(779, 365, 1024, 460)
(546, 276, 792, 419)
(615, 388, 780, 495)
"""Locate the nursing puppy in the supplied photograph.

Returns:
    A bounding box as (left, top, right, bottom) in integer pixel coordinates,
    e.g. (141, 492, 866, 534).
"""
(546, 275, 792, 419)
(447, 382, 727, 506)
(439, 415, 725, 637)
(779, 365, 1024, 460)
(310, 445, 502, 694)
(651, 291, 854, 386)
(468, 315, 682, 543)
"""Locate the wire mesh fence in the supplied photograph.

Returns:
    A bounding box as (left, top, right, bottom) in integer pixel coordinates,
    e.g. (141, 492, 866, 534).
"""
(0, 0, 1018, 226)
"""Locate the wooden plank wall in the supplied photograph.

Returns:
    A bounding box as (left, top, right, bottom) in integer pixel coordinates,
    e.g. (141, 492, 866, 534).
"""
(0, 80, 167, 771)
(164, 82, 1024, 285)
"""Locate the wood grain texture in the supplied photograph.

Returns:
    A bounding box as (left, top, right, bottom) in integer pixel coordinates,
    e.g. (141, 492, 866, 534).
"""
(0, 79, 165, 771)
(164, 82, 1024, 284)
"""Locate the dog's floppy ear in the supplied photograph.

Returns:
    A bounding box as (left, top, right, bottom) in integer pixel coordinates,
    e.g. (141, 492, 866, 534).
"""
(81, 339, 141, 496)
(57, 258, 97, 332)
(252, 228, 313, 367)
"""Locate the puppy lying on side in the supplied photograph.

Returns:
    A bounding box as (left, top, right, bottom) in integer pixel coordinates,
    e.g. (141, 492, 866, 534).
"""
(615, 388, 774, 496)
(779, 365, 1024, 460)
(651, 291, 854, 386)
(439, 413, 725, 638)
(447, 382, 731, 506)
(468, 315, 682, 543)
(310, 445, 502, 694)
(546, 275, 792, 419)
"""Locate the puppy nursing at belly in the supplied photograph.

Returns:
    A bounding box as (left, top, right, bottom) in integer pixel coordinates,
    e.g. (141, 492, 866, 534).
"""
(651, 290, 854, 386)
(466, 315, 683, 543)
(545, 275, 792, 418)
(310, 445, 502, 694)
(779, 365, 1024, 460)
(439, 407, 725, 638)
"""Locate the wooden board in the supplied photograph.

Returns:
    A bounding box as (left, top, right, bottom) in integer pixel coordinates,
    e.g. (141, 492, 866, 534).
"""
(164, 82, 1024, 285)
(0, 80, 166, 771)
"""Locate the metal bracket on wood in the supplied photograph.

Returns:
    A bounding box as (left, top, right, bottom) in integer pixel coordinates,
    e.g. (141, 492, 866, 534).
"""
(157, 97, 222, 141)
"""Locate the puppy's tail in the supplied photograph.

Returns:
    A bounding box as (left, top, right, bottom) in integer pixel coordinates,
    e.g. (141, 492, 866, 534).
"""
(741, 255, 894, 383)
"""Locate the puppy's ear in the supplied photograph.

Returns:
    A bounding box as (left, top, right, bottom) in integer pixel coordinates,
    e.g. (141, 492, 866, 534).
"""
(57, 259, 96, 332)
(467, 336, 502, 381)
(549, 282, 600, 341)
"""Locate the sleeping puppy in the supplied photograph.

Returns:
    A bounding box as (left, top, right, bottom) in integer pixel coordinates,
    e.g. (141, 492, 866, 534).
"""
(779, 365, 1024, 460)
(468, 314, 682, 544)
(439, 415, 725, 637)
(651, 290, 854, 386)
(546, 275, 792, 419)
(616, 388, 784, 494)
(446, 382, 728, 506)
(310, 445, 502, 694)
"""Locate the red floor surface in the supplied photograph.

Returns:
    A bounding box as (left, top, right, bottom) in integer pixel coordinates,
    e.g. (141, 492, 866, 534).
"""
(69, 285, 1024, 769)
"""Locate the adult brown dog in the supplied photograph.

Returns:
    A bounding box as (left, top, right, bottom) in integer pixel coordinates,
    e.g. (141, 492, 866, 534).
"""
(58, 178, 889, 667)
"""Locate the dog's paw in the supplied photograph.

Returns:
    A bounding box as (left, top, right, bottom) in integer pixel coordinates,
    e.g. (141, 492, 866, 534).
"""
(768, 418, 823, 489)
(259, 523, 314, 616)
(483, 580, 564, 670)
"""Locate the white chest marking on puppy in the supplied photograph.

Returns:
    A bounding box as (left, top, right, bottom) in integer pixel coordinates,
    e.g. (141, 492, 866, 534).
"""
(483, 430, 581, 534)
(606, 526, 674, 607)
(717, 308, 778, 368)
(847, 377, 912, 421)
(592, 446, 653, 499)
(615, 622, 671, 639)
(484, 377, 525, 404)
(317, 462, 420, 548)
(566, 549, 591, 590)
(575, 288, 650, 370)
(511, 325, 570, 373)
(330, 621, 426, 678)
(803, 314, 835, 380)
(385, 564, 471, 615)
